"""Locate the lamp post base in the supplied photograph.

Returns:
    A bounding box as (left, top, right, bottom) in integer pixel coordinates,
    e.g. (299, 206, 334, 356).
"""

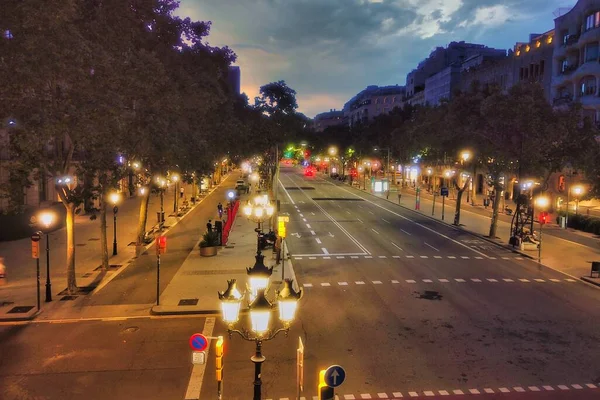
(251, 340, 265, 400)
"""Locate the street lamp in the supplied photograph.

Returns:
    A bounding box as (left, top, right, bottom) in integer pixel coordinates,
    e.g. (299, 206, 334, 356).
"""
(572, 185, 584, 215)
(374, 147, 391, 182)
(109, 192, 121, 256)
(171, 173, 180, 213)
(534, 195, 550, 264)
(243, 196, 275, 252)
(218, 263, 302, 400)
(38, 210, 56, 302)
(155, 176, 167, 230)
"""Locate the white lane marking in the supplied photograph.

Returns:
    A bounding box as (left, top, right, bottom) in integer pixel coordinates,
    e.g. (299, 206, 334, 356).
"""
(303, 283, 313, 287)
(306, 224, 312, 229)
(585, 384, 597, 388)
(185, 317, 215, 399)
(309, 257, 316, 260)
(336, 256, 345, 259)
(322, 248, 329, 254)
(549, 279, 560, 282)
(408, 392, 418, 397)
(469, 389, 480, 394)
(392, 393, 403, 398)
(294, 206, 298, 209)
(382, 218, 390, 224)
(455, 279, 466, 282)
(356, 281, 365, 285)
(371, 228, 380, 235)
(391, 280, 400, 284)
(434, 256, 442, 259)
(357, 218, 364, 223)
(406, 280, 416, 283)
(327, 184, 493, 258)
(519, 279, 530, 283)
(373, 281, 383, 284)
(424, 391, 435, 396)
(299, 213, 304, 217)
(534, 279, 545, 282)
(378, 256, 387, 259)
(315, 238, 322, 244)
(475, 256, 484, 259)
(346, 210, 351, 214)
(471, 279, 482, 282)
(453, 390, 464, 395)
(311, 212, 315, 216)
(503, 278, 514, 282)
(484, 388, 494, 394)
(295, 257, 303, 260)
(529, 386, 541, 392)
(401, 229, 411, 236)
(489, 257, 497, 260)
(406, 255, 414, 258)
(487, 278, 498, 282)
(302, 218, 307, 222)
(514, 387, 525, 392)
(439, 390, 450, 395)
(424, 242, 439, 252)
(572, 384, 583, 389)
(310, 230, 316, 235)
(344, 395, 356, 400)
(323, 257, 331, 260)
(447, 256, 456, 259)
(502, 257, 509, 260)
(391, 242, 403, 251)
(420, 255, 428, 259)
(499, 388, 510, 393)
(377, 393, 389, 398)
(368, 211, 374, 215)
(461, 256, 470, 259)
(557, 385, 569, 390)
(393, 255, 401, 259)
(351, 256, 359, 259)
(339, 282, 348, 286)
(423, 279, 433, 283)
(439, 279, 449, 283)
(365, 255, 373, 259)
(279, 180, 296, 205)
(321, 282, 331, 287)
(543, 386, 555, 391)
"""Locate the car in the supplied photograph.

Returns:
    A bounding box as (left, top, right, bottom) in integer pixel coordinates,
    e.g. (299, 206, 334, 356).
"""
(304, 168, 314, 177)
(235, 180, 246, 190)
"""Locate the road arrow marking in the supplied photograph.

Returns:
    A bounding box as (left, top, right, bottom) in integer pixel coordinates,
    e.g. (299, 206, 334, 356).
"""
(328, 232, 335, 237)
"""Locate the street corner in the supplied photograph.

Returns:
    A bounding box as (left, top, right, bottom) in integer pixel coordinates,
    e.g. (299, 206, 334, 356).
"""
(580, 276, 600, 287)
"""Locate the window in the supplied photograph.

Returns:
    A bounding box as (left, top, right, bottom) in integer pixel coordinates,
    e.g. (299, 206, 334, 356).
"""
(561, 59, 570, 72)
(384, 97, 389, 104)
(375, 98, 380, 104)
(586, 42, 599, 62)
(581, 76, 596, 95)
(586, 11, 600, 30)
(540, 60, 545, 76)
(562, 30, 569, 44)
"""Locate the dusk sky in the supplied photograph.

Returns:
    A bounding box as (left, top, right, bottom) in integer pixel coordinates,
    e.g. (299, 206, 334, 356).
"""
(178, 0, 573, 118)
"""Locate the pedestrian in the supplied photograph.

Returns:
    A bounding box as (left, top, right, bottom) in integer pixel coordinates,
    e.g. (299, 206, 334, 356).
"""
(180, 187, 184, 199)
(206, 220, 213, 232)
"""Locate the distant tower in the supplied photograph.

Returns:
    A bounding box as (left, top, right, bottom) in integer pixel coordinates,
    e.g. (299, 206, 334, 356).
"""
(226, 66, 241, 96)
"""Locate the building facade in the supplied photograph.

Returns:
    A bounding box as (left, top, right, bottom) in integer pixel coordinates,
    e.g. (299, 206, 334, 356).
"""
(342, 85, 405, 127)
(313, 109, 345, 132)
(424, 65, 462, 106)
(404, 41, 506, 104)
(552, 0, 600, 121)
(459, 53, 514, 93)
(513, 30, 555, 102)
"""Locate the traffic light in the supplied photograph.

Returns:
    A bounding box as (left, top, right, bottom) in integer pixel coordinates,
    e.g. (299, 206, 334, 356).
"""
(318, 369, 334, 400)
(156, 235, 167, 254)
(215, 336, 224, 382)
(539, 211, 549, 225)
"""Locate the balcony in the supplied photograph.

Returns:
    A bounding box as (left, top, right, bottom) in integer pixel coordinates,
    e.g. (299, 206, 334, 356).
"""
(564, 33, 580, 46)
(560, 64, 578, 74)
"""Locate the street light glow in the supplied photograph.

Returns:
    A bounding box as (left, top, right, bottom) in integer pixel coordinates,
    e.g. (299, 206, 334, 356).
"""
(328, 146, 338, 156)
(39, 211, 56, 228)
(461, 150, 471, 162)
(109, 192, 121, 206)
(535, 195, 550, 209)
(572, 185, 584, 196)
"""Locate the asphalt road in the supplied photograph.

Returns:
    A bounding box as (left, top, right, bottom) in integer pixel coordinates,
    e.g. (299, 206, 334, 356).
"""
(199, 167, 600, 400)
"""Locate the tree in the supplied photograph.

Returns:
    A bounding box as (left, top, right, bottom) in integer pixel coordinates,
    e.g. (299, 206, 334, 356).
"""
(254, 80, 298, 117)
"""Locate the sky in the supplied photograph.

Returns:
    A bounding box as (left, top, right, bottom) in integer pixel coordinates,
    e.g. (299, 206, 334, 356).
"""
(177, 0, 573, 118)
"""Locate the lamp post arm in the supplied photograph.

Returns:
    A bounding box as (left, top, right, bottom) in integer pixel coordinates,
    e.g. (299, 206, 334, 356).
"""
(227, 327, 289, 342)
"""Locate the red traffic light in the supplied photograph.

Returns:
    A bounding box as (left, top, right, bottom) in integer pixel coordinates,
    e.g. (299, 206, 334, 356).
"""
(539, 212, 549, 225)
(156, 235, 167, 254)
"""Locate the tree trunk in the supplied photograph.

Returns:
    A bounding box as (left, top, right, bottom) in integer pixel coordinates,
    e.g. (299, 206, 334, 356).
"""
(100, 193, 109, 270)
(136, 189, 151, 252)
(488, 183, 502, 238)
(65, 202, 77, 293)
(453, 177, 470, 226)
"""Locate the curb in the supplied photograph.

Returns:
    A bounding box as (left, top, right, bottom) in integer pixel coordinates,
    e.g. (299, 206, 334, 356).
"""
(581, 276, 600, 287)
(150, 306, 220, 316)
(335, 180, 600, 289)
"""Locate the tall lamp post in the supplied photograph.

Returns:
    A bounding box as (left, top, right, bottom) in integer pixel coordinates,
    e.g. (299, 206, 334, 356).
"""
(534, 195, 550, 264)
(39, 211, 56, 302)
(218, 259, 302, 400)
(374, 147, 391, 182)
(243, 195, 275, 253)
(109, 192, 121, 256)
(156, 176, 167, 231)
(171, 173, 179, 213)
(572, 185, 584, 216)
(460, 150, 473, 204)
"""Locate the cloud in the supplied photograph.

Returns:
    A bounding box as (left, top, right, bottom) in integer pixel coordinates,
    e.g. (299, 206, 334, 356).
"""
(178, 0, 565, 117)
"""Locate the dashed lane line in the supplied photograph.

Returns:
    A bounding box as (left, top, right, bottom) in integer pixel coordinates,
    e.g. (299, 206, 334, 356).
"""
(300, 277, 577, 288)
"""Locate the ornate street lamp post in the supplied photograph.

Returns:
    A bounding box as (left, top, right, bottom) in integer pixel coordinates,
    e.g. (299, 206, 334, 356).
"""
(242, 196, 275, 253)
(109, 192, 121, 256)
(218, 255, 302, 400)
(38, 210, 56, 302)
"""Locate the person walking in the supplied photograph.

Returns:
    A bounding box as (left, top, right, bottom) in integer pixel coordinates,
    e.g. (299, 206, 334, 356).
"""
(206, 220, 213, 232)
(217, 202, 223, 219)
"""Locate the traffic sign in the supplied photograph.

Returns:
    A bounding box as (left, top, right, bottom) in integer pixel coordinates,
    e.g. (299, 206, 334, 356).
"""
(192, 351, 206, 365)
(156, 235, 167, 255)
(324, 365, 345, 388)
(189, 333, 208, 351)
(440, 187, 449, 197)
(31, 233, 41, 259)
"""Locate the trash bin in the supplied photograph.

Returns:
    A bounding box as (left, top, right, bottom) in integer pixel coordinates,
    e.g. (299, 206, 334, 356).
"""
(559, 216, 566, 228)
(157, 211, 165, 224)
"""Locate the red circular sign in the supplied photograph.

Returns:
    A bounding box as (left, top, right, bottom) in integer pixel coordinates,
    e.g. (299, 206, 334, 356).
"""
(189, 333, 208, 351)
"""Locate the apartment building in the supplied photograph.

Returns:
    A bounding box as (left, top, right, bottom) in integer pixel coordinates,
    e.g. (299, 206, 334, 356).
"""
(314, 109, 345, 132)
(514, 30, 555, 102)
(552, 0, 600, 121)
(342, 85, 406, 127)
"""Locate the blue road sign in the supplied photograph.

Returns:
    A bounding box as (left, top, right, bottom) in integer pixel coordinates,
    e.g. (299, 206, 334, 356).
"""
(324, 365, 346, 388)
(189, 333, 208, 351)
(441, 187, 449, 197)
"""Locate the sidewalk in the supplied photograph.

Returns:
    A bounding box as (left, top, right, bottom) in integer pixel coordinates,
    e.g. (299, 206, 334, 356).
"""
(0, 179, 224, 321)
(343, 178, 600, 287)
(151, 203, 297, 315)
